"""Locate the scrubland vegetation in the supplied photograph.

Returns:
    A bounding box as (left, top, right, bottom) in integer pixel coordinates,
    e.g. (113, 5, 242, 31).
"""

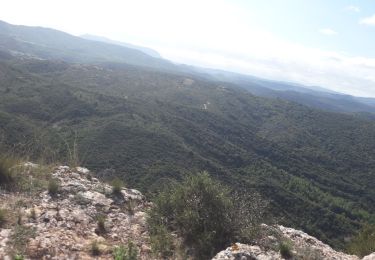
(148, 172, 266, 259)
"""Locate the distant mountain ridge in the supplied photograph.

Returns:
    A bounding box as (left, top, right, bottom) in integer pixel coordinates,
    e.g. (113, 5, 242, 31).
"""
(1, 19, 375, 115)
(80, 34, 161, 58)
(189, 66, 375, 114)
(0, 20, 174, 70)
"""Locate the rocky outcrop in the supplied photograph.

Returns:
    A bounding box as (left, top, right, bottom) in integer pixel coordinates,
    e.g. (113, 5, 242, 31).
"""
(0, 165, 153, 259)
(213, 224, 374, 260)
(213, 243, 281, 260)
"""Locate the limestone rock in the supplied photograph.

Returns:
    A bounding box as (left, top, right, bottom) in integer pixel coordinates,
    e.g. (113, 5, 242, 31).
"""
(79, 190, 113, 207)
(0, 165, 151, 259)
(212, 225, 364, 260)
(363, 253, 375, 260)
(213, 243, 281, 260)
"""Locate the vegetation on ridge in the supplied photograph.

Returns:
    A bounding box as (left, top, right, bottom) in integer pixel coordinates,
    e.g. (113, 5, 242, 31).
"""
(147, 172, 266, 259)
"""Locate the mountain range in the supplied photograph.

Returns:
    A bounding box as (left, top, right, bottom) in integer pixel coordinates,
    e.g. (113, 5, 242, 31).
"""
(80, 34, 162, 58)
(0, 19, 374, 250)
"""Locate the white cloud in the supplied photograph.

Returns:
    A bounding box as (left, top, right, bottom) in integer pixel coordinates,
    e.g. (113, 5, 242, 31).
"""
(319, 28, 338, 36)
(157, 32, 375, 97)
(345, 5, 360, 12)
(359, 14, 375, 26)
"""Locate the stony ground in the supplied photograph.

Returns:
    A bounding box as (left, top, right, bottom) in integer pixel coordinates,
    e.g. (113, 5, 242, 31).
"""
(0, 165, 155, 259)
(213, 224, 375, 260)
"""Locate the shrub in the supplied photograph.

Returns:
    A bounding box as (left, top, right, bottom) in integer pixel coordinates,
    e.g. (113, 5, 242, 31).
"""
(10, 225, 36, 255)
(149, 224, 174, 258)
(113, 241, 138, 260)
(348, 224, 375, 257)
(13, 254, 24, 260)
(0, 155, 17, 185)
(111, 178, 124, 196)
(279, 241, 293, 259)
(96, 214, 106, 234)
(113, 245, 126, 260)
(48, 178, 59, 196)
(126, 200, 135, 215)
(29, 208, 36, 220)
(91, 240, 101, 256)
(0, 208, 7, 227)
(147, 172, 265, 259)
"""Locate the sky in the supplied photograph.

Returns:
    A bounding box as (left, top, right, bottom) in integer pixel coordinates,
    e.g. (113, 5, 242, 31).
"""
(1, 0, 375, 97)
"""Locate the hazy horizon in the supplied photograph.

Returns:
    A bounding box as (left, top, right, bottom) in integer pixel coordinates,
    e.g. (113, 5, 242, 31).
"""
(1, 0, 375, 97)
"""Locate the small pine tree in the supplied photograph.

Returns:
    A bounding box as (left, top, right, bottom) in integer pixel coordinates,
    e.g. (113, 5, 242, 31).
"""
(113, 241, 138, 260)
(48, 179, 59, 196)
(111, 178, 124, 196)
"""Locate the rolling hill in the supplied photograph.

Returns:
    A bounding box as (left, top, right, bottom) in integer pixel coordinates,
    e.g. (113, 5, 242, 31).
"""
(0, 20, 173, 70)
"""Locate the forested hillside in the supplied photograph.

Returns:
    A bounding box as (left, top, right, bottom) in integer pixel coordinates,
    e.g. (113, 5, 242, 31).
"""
(2, 19, 375, 115)
(1, 56, 375, 249)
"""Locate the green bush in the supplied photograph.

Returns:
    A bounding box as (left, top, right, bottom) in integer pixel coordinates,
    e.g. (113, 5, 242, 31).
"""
(348, 224, 375, 257)
(149, 224, 175, 258)
(113, 241, 138, 260)
(0, 155, 17, 185)
(96, 214, 106, 234)
(111, 177, 124, 196)
(13, 254, 24, 260)
(147, 172, 265, 259)
(10, 225, 36, 255)
(279, 241, 293, 259)
(48, 178, 59, 196)
(0, 208, 7, 227)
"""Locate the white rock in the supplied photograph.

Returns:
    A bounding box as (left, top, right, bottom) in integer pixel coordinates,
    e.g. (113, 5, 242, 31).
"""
(213, 225, 361, 260)
(78, 190, 113, 207)
(363, 253, 375, 260)
(76, 167, 90, 174)
(24, 162, 39, 168)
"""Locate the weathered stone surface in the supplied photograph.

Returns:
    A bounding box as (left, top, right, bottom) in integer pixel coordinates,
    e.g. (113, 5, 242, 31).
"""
(0, 165, 153, 259)
(213, 243, 281, 260)
(78, 190, 113, 207)
(213, 225, 374, 260)
(363, 253, 375, 260)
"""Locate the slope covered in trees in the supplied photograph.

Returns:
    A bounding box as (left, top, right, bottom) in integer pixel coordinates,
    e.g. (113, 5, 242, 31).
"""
(2, 19, 375, 116)
(1, 56, 375, 249)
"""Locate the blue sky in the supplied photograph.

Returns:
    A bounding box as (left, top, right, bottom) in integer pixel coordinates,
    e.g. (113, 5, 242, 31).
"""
(1, 0, 375, 97)
(241, 0, 375, 57)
